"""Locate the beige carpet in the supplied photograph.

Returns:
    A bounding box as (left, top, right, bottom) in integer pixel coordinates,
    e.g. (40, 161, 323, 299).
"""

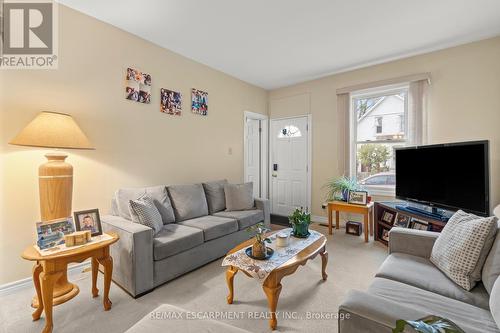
(0, 224, 387, 333)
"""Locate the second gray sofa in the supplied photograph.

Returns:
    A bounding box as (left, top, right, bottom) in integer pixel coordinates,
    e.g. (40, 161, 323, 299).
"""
(101, 180, 270, 297)
(339, 227, 500, 333)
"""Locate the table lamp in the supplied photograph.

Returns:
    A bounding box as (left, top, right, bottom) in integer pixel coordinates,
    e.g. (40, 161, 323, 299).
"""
(9, 111, 94, 222)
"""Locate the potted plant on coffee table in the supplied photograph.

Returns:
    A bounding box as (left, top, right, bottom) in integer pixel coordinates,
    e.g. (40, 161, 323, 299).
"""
(246, 223, 272, 259)
(289, 207, 311, 238)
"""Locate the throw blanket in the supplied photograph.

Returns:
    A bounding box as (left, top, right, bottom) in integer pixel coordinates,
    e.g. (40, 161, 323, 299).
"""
(222, 228, 322, 283)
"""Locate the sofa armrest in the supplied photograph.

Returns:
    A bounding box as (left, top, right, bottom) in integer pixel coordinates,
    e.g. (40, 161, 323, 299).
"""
(255, 198, 271, 228)
(388, 228, 439, 259)
(339, 290, 426, 333)
(101, 215, 154, 297)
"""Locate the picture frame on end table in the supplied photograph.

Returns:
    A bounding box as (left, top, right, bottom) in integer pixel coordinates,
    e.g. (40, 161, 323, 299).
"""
(74, 209, 103, 237)
(36, 217, 75, 250)
(348, 190, 368, 205)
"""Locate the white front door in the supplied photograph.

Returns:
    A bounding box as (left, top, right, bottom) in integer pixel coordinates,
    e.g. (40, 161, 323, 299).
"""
(270, 116, 310, 216)
(245, 118, 261, 197)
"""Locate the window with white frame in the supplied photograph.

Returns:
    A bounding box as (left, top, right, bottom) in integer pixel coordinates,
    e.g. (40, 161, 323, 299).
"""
(351, 85, 409, 194)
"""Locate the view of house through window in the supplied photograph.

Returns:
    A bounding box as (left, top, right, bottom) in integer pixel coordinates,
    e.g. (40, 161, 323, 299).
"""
(352, 87, 409, 193)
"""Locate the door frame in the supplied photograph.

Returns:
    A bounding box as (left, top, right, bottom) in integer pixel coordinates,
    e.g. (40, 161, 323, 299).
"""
(243, 111, 269, 199)
(269, 114, 312, 214)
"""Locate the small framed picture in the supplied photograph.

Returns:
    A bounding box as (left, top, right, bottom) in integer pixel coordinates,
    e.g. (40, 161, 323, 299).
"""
(346, 221, 362, 236)
(381, 210, 395, 224)
(36, 217, 75, 250)
(348, 190, 368, 205)
(191, 88, 208, 116)
(411, 219, 429, 231)
(381, 229, 390, 242)
(394, 214, 411, 228)
(74, 209, 102, 236)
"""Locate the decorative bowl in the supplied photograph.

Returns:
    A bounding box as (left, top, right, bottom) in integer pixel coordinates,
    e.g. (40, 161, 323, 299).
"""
(245, 246, 274, 260)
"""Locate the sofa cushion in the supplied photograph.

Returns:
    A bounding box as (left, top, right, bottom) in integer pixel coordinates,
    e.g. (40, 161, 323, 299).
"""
(491, 279, 500, 328)
(376, 253, 490, 309)
(213, 209, 264, 230)
(483, 223, 500, 294)
(167, 184, 209, 221)
(202, 179, 228, 214)
(224, 182, 254, 211)
(430, 210, 497, 290)
(129, 195, 164, 235)
(115, 186, 175, 224)
(178, 215, 238, 241)
(368, 277, 499, 333)
(153, 224, 204, 261)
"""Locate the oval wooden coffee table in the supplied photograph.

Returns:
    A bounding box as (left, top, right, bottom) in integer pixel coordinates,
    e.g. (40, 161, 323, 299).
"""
(225, 230, 328, 330)
(21, 232, 119, 333)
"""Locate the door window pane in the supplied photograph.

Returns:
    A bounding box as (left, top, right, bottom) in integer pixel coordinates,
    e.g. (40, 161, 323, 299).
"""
(278, 125, 302, 138)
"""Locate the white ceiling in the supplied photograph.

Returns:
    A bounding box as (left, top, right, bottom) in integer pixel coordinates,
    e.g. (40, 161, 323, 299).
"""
(58, 0, 500, 90)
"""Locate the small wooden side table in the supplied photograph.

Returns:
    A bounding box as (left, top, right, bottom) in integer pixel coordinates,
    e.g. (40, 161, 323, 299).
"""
(21, 233, 119, 333)
(327, 201, 374, 242)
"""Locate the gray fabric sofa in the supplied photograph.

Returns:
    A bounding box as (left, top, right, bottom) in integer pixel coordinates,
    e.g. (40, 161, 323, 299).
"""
(101, 180, 270, 297)
(339, 227, 500, 333)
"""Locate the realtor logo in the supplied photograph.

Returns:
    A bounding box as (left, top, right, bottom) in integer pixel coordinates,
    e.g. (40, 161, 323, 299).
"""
(1, 0, 58, 69)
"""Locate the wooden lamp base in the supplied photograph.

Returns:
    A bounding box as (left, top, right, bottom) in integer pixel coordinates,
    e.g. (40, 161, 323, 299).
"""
(39, 152, 73, 222)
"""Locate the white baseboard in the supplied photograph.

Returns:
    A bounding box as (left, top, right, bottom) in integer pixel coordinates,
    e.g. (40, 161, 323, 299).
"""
(0, 262, 90, 296)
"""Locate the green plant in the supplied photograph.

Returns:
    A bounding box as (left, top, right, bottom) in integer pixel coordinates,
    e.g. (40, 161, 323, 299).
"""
(289, 207, 311, 226)
(358, 144, 390, 173)
(322, 176, 359, 201)
(246, 223, 271, 244)
(393, 316, 465, 333)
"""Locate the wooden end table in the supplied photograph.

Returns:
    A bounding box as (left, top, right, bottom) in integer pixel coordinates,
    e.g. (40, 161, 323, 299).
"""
(327, 201, 374, 242)
(225, 230, 328, 330)
(21, 232, 119, 333)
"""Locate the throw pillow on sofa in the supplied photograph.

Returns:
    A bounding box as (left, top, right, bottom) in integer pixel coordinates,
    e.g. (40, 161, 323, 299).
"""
(116, 186, 175, 224)
(203, 179, 228, 214)
(167, 184, 209, 221)
(129, 195, 164, 235)
(430, 210, 497, 290)
(224, 183, 254, 211)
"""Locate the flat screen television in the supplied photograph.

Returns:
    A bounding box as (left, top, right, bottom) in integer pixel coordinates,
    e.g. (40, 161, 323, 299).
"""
(395, 140, 490, 216)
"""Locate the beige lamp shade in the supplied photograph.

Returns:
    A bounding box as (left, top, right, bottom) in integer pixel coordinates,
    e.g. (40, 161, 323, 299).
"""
(9, 111, 94, 149)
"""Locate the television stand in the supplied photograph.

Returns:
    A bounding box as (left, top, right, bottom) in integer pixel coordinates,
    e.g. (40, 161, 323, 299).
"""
(395, 205, 450, 222)
(374, 202, 450, 246)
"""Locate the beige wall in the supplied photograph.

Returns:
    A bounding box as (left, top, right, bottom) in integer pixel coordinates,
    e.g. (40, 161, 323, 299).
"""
(269, 37, 500, 218)
(0, 6, 267, 284)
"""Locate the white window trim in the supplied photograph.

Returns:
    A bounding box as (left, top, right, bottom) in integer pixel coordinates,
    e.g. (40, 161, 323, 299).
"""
(350, 84, 409, 197)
